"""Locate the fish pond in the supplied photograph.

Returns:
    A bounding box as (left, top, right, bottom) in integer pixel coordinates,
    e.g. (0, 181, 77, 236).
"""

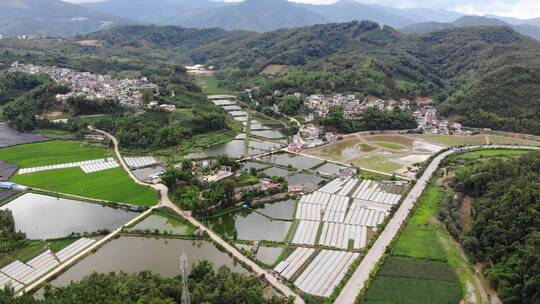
(1, 193, 138, 239)
(46, 236, 247, 287)
(204, 203, 294, 242)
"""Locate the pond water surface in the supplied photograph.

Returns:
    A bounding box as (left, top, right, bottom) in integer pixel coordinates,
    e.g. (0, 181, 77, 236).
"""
(236, 244, 283, 266)
(127, 214, 189, 235)
(261, 153, 324, 170)
(1, 193, 138, 239)
(205, 209, 291, 242)
(255, 199, 296, 220)
(47, 236, 247, 287)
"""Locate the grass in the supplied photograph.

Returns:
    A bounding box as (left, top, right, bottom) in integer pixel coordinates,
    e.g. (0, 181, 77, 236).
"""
(413, 135, 486, 147)
(48, 238, 78, 253)
(353, 156, 403, 173)
(259, 64, 290, 76)
(195, 75, 231, 95)
(308, 138, 361, 160)
(0, 140, 111, 168)
(32, 129, 75, 139)
(12, 167, 157, 206)
(452, 149, 529, 160)
(488, 135, 540, 146)
(392, 186, 448, 261)
(373, 142, 406, 150)
(359, 144, 377, 152)
(0, 241, 48, 267)
(365, 135, 413, 146)
(237, 174, 259, 186)
(359, 170, 399, 181)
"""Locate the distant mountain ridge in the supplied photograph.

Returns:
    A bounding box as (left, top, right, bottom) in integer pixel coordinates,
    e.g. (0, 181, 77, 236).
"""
(0, 0, 131, 37)
(402, 16, 540, 41)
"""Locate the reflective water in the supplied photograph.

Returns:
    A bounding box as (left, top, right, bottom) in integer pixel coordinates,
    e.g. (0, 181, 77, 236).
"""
(236, 244, 283, 266)
(47, 236, 247, 287)
(262, 167, 292, 177)
(314, 162, 348, 175)
(255, 199, 296, 220)
(286, 173, 324, 185)
(261, 153, 324, 170)
(206, 209, 291, 242)
(127, 214, 189, 235)
(1, 193, 138, 239)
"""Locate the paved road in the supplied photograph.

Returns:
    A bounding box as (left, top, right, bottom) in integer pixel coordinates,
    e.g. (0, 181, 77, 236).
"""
(335, 145, 540, 304)
(94, 128, 306, 304)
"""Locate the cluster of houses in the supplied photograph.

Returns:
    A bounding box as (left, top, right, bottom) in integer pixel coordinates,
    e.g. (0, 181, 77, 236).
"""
(9, 62, 158, 107)
(304, 94, 411, 119)
(0, 34, 42, 40)
(413, 105, 465, 135)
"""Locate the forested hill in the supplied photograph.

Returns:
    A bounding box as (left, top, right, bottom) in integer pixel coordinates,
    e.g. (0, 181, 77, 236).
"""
(82, 22, 540, 134)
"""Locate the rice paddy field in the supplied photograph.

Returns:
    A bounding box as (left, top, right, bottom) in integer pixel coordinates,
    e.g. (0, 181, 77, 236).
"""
(12, 167, 156, 206)
(1, 140, 156, 206)
(0, 140, 112, 168)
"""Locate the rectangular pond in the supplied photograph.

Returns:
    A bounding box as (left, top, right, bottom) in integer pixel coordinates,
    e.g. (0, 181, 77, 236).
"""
(127, 213, 191, 235)
(205, 208, 292, 242)
(1, 193, 138, 239)
(236, 243, 283, 266)
(46, 236, 248, 287)
(260, 153, 324, 170)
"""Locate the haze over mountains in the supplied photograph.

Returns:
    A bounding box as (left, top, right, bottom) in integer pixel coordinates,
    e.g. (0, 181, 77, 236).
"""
(1, 0, 540, 39)
(0, 0, 131, 37)
(402, 15, 540, 41)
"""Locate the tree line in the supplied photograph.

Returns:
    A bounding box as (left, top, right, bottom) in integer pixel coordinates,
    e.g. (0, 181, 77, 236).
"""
(450, 152, 540, 303)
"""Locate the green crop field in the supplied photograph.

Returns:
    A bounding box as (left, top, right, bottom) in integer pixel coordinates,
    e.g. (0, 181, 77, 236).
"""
(195, 75, 231, 95)
(452, 149, 530, 160)
(12, 167, 156, 206)
(392, 227, 448, 261)
(0, 140, 111, 168)
(363, 183, 466, 304)
(363, 276, 462, 304)
(379, 257, 458, 282)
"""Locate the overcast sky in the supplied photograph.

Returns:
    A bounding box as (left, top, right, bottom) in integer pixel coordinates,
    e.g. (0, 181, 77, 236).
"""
(66, 0, 540, 19)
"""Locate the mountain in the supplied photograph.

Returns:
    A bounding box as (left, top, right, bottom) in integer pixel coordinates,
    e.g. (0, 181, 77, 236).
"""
(401, 16, 540, 41)
(82, 0, 221, 24)
(173, 0, 328, 32)
(0, 0, 132, 37)
(486, 15, 540, 27)
(299, 0, 419, 28)
(81, 0, 465, 32)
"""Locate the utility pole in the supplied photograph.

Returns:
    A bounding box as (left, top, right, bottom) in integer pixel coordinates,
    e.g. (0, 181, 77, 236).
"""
(180, 253, 190, 304)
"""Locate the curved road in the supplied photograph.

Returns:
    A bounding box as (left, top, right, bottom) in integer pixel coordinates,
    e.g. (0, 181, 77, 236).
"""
(335, 145, 540, 304)
(94, 128, 305, 304)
